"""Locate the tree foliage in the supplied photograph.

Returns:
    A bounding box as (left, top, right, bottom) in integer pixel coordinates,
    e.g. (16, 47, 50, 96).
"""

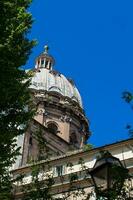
(122, 91, 133, 137)
(0, 0, 35, 199)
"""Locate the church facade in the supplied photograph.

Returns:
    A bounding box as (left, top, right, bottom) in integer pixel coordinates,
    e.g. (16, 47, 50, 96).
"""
(13, 46, 133, 199)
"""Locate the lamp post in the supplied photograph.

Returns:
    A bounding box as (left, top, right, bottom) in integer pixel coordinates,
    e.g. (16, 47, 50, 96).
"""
(90, 151, 128, 200)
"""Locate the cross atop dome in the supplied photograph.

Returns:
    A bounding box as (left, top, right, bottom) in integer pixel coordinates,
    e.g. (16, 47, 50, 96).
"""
(44, 45, 49, 54)
(35, 45, 55, 70)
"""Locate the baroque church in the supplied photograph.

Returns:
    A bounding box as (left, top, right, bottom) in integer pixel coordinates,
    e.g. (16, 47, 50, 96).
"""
(16, 45, 90, 167)
(13, 46, 133, 199)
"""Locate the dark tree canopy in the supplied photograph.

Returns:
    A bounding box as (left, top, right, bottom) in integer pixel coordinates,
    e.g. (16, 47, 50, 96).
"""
(0, 0, 35, 199)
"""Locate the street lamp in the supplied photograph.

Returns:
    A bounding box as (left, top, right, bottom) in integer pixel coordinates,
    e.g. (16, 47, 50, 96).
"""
(90, 151, 128, 200)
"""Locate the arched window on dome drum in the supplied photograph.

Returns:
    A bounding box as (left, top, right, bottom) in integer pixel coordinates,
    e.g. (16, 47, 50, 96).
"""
(48, 86, 62, 94)
(47, 123, 58, 134)
(71, 96, 79, 103)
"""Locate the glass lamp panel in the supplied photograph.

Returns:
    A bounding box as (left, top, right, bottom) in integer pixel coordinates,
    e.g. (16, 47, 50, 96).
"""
(94, 158, 107, 168)
(107, 157, 122, 166)
(94, 157, 121, 169)
(93, 166, 108, 192)
(108, 165, 126, 190)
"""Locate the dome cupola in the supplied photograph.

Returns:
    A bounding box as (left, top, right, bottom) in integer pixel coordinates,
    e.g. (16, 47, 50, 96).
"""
(30, 46, 83, 108)
(35, 45, 55, 70)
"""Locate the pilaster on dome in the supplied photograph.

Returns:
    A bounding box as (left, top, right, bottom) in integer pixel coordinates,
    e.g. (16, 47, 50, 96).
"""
(35, 45, 55, 70)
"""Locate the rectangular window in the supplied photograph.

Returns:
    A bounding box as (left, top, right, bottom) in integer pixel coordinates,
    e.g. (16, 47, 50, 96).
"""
(55, 165, 63, 176)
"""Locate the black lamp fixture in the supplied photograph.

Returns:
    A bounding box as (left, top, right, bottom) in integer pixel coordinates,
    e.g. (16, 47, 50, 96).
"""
(90, 151, 128, 200)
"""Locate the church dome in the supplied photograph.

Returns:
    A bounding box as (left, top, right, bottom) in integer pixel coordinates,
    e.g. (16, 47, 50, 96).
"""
(29, 46, 83, 108)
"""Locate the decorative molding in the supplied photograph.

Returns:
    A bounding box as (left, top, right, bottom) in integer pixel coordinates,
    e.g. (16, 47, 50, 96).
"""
(60, 115, 72, 123)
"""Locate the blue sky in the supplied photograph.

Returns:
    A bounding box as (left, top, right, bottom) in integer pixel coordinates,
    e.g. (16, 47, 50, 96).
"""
(27, 0, 133, 147)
